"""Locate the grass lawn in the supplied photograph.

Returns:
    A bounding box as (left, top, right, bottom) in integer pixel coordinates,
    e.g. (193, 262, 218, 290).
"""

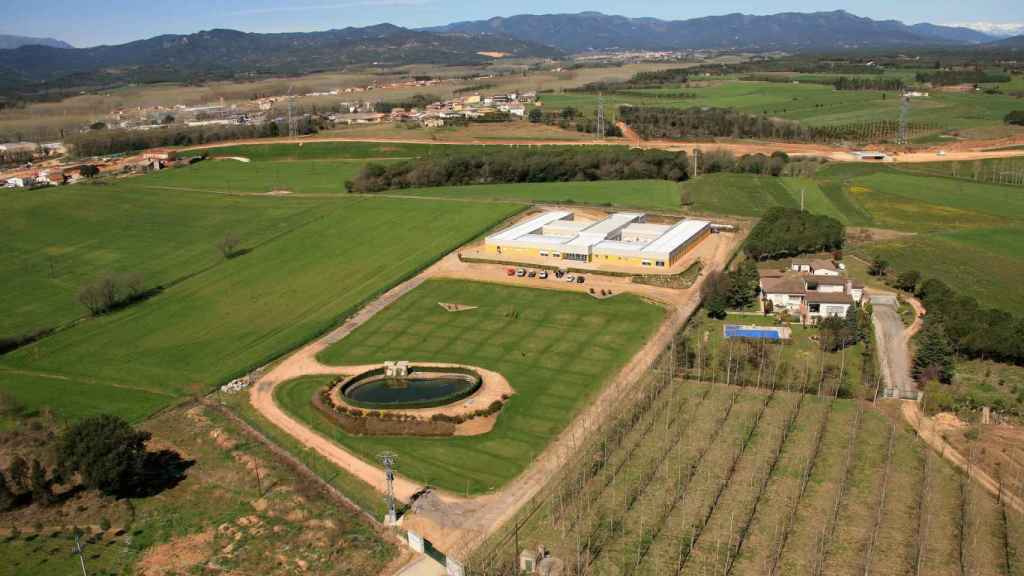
(282, 278, 668, 493)
(398, 179, 683, 211)
(0, 196, 520, 422)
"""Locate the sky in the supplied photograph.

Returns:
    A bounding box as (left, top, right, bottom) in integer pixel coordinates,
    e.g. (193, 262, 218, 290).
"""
(3, 0, 1022, 47)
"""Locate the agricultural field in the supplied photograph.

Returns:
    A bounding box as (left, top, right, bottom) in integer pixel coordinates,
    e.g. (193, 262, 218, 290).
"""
(400, 179, 683, 212)
(544, 76, 1024, 136)
(273, 278, 667, 493)
(0, 405, 395, 576)
(679, 163, 1024, 315)
(468, 344, 1023, 576)
(0, 146, 522, 422)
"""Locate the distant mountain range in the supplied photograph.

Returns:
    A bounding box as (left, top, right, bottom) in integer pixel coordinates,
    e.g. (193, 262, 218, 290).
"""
(426, 10, 998, 52)
(0, 10, 1019, 100)
(0, 34, 72, 50)
(0, 25, 557, 96)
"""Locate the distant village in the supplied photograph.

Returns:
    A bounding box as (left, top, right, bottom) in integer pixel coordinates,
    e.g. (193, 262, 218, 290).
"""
(1, 76, 541, 188)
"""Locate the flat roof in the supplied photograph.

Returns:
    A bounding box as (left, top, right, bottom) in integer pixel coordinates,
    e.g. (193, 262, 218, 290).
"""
(593, 240, 647, 257)
(580, 212, 644, 237)
(642, 219, 710, 255)
(486, 211, 571, 243)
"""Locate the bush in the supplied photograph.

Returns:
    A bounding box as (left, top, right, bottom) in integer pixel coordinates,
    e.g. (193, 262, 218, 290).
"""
(1006, 111, 1024, 126)
(894, 270, 920, 292)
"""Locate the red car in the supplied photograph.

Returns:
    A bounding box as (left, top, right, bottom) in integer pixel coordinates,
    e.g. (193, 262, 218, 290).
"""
(506, 268, 516, 276)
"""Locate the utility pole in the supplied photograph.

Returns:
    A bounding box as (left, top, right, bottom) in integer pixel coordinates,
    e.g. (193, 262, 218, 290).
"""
(72, 533, 89, 576)
(379, 452, 398, 524)
(897, 94, 910, 145)
(596, 93, 606, 139)
(801, 188, 805, 212)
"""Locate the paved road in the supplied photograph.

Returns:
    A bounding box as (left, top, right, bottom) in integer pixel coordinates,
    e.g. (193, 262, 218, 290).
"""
(869, 292, 916, 399)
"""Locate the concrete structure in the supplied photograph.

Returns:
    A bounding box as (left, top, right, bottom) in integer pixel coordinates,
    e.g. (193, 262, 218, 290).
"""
(484, 211, 711, 270)
(760, 261, 865, 323)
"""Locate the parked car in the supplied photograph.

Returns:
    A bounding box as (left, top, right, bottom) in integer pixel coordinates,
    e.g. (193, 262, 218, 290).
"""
(528, 270, 536, 278)
(516, 268, 526, 277)
(576, 275, 585, 284)
(565, 274, 575, 283)
(538, 271, 549, 279)
(506, 268, 516, 276)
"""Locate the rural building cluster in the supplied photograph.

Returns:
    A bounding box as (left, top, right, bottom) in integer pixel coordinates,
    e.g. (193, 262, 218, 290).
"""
(758, 258, 865, 323)
(331, 90, 536, 127)
(484, 210, 711, 269)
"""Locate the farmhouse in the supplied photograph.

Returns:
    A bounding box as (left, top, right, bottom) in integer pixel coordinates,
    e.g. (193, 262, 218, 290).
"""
(759, 259, 864, 323)
(484, 210, 710, 269)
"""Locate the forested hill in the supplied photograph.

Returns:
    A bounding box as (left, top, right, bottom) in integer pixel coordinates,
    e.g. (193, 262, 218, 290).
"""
(0, 34, 72, 50)
(427, 10, 996, 52)
(0, 25, 559, 97)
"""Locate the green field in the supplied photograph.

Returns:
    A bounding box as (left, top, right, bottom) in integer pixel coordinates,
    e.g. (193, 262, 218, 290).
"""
(274, 278, 667, 493)
(545, 77, 1024, 134)
(182, 141, 435, 161)
(675, 164, 1024, 314)
(1, 182, 324, 339)
(143, 158, 375, 195)
(400, 179, 683, 211)
(1, 165, 520, 422)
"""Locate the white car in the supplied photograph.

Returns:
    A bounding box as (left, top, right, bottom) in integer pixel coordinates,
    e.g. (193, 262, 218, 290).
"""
(538, 271, 549, 279)
(565, 274, 575, 283)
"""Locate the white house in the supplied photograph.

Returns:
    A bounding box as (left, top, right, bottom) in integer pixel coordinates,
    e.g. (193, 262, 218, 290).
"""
(760, 267, 864, 324)
(4, 177, 26, 188)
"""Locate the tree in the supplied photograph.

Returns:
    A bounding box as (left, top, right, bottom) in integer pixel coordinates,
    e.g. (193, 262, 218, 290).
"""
(217, 232, 241, 258)
(89, 122, 107, 131)
(868, 257, 889, 276)
(702, 271, 729, 319)
(894, 270, 921, 292)
(528, 108, 543, 123)
(725, 260, 759, 309)
(161, 114, 176, 125)
(913, 321, 955, 384)
(56, 415, 152, 497)
(1005, 111, 1024, 126)
(0, 470, 15, 511)
(79, 164, 100, 178)
(29, 459, 54, 506)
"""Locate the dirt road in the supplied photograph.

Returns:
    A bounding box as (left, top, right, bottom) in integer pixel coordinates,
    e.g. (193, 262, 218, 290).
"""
(869, 291, 917, 399)
(901, 401, 1024, 515)
(247, 221, 743, 561)
(178, 133, 1024, 164)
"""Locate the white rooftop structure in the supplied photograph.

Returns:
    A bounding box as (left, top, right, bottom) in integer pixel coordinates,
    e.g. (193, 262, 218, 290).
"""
(485, 210, 711, 268)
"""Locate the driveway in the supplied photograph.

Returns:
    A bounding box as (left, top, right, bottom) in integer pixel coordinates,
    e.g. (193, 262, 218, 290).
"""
(869, 292, 917, 399)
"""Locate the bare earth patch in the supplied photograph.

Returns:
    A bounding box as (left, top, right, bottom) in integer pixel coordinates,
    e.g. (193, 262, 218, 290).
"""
(137, 529, 215, 575)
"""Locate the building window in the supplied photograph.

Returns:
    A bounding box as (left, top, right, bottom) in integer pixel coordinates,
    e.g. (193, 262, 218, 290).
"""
(552, 252, 561, 258)
(539, 251, 548, 257)
(656, 261, 665, 267)
(642, 260, 652, 267)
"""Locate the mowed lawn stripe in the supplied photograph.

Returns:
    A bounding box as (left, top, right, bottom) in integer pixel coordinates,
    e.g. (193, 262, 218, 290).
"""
(304, 278, 666, 492)
(1, 198, 520, 420)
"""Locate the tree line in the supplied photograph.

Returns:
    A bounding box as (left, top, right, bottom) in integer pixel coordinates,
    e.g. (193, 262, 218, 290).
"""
(915, 69, 1010, 86)
(568, 68, 691, 93)
(743, 207, 845, 261)
(832, 76, 905, 91)
(620, 106, 937, 144)
(345, 147, 694, 193)
(68, 117, 322, 158)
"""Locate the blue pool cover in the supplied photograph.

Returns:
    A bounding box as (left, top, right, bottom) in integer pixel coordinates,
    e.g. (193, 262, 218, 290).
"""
(724, 325, 782, 340)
